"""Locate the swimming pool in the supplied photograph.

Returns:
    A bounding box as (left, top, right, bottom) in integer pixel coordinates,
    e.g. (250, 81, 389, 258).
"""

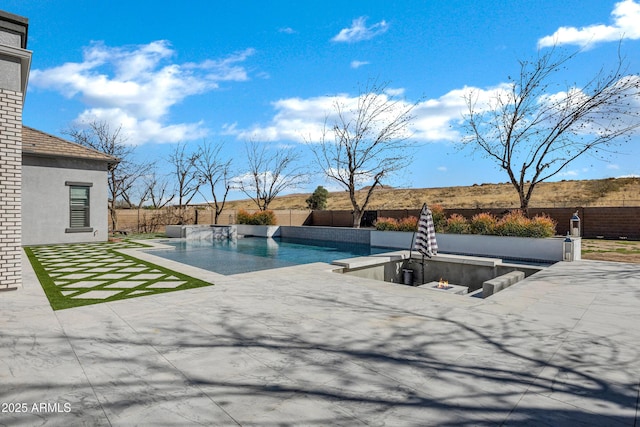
(146, 237, 389, 275)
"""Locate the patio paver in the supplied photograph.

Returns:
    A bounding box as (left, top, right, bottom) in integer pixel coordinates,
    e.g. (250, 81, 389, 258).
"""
(1, 243, 640, 425)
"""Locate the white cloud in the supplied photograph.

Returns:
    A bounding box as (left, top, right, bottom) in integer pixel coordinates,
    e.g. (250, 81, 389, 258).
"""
(331, 17, 389, 43)
(224, 84, 512, 144)
(224, 73, 637, 150)
(607, 164, 621, 170)
(384, 87, 405, 97)
(231, 91, 415, 143)
(437, 166, 448, 172)
(29, 41, 255, 145)
(538, 0, 640, 48)
(350, 60, 370, 69)
(230, 171, 268, 190)
(76, 108, 208, 145)
(279, 27, 297, 34)
(226, 94, 344, 142)
(186, 48, 255, 82)
(536, 75, 640, 135)
(412, 84, 511, 142)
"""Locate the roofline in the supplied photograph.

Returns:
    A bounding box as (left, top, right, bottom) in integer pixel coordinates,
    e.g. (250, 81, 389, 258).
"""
(22, 125, 121, 164)
(21, 149, 121, 165)
(0, 10, 29, 49)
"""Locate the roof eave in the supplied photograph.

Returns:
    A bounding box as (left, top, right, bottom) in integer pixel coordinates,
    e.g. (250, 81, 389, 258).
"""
(22, 150, 119, 164)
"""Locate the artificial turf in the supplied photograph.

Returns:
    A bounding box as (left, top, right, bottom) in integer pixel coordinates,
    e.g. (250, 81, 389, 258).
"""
(25, 240, 214, 310)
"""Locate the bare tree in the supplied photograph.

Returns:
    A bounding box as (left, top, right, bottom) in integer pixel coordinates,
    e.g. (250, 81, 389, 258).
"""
(462, 47, 640, 211)
(167, 143, 202, 224)
(310, 81, 417, 228)
(194, 140, 232, 224)
(64, 121, 150, 232)
(120, 184, 150, 210)
(143, 170, 175, 209)
(132, 170, 177, 233)
(236, 141, 307, 211)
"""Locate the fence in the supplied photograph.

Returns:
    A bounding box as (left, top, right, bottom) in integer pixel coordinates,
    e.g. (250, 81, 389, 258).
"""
(113, 208, 311, 233)
(114, 206, 640, 240)
(308, 207, 640, 240)
(543, 200, 640, 207)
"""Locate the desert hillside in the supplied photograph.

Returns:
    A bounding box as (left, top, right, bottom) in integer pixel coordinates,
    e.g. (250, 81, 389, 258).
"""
(222, 177, 640, 210)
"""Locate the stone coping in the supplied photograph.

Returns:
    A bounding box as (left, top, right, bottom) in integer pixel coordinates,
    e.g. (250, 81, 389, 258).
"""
(332, 250, 504, 270)
(332, 251, 408, 269)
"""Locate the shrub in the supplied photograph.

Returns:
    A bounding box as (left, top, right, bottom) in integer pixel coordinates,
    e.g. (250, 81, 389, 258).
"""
(254, 210, 277, 225)
(528, 214, 557, 238)
(375, 216, 417, 232)
(374, 217, 398, 231)
(237, 209, 277, 225)
(494, 210, 557, 237)
(374, 208, 557, 238)
(495, 210, 529, 237)
(430, 204, 446, 232)
(236, 209, 252, 224)
(445, 213, 469, 234)
(470, 212, 497, 235)
(397, 216, 418, 232)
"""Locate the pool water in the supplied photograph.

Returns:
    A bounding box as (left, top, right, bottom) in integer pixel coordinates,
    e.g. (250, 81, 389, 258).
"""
(147, 237, 388, 275)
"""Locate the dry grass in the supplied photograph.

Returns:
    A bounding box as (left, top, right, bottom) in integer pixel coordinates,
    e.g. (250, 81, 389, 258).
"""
(224, 177, 640, 210)
(581, 239, 640, 264)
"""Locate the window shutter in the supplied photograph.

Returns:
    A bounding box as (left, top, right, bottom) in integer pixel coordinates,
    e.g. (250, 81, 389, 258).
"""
(69, 186, 90, 228)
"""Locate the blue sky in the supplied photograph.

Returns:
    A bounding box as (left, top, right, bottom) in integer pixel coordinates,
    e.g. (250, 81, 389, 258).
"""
(6, 0, 640, 202)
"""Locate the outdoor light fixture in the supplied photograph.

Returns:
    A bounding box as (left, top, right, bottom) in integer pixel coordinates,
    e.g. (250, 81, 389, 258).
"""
(570, 211, 581, 237)
(563, 232, 574, 262)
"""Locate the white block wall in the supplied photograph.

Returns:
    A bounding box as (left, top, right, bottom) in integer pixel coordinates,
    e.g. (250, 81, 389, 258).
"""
(0, 88, 22, 290)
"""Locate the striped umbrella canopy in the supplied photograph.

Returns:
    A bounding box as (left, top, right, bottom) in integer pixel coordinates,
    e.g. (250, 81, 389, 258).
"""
(413, 203, 438, 258)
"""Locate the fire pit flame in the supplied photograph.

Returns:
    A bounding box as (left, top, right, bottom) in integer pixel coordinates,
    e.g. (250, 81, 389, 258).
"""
(437, 278, 450, 289)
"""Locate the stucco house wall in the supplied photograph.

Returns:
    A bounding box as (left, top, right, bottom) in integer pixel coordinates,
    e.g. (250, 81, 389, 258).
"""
(20, 126, 118, 246)
(21, 155, 111, 245)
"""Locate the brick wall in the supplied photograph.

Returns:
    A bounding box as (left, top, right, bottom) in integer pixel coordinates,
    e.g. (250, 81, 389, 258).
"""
(0, 88, 22, 290)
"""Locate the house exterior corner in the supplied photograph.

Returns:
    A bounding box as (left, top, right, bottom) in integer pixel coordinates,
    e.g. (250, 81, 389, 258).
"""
(21, 155, 111, 246)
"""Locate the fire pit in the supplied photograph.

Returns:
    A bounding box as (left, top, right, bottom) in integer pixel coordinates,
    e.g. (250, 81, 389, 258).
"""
(419, 279, 469, 295)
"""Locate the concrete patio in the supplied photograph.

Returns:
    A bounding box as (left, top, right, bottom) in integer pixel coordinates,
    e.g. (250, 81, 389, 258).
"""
(1, 246, 640, 426)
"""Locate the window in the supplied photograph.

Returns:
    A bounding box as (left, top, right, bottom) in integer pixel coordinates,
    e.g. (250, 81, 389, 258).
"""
(65, 182, 92, 233)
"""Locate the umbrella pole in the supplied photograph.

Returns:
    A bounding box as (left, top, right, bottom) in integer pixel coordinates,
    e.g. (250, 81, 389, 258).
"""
(409, 229, 416, 258)
(422, 254, 425, 285)
(409, 203, 426, 272)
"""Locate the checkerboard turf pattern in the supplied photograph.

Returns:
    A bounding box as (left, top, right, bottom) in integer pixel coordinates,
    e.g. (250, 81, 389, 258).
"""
(25, 240, 213, 310)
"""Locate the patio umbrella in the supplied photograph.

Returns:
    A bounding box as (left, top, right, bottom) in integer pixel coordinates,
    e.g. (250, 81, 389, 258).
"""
(413, 203, 438, 258)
